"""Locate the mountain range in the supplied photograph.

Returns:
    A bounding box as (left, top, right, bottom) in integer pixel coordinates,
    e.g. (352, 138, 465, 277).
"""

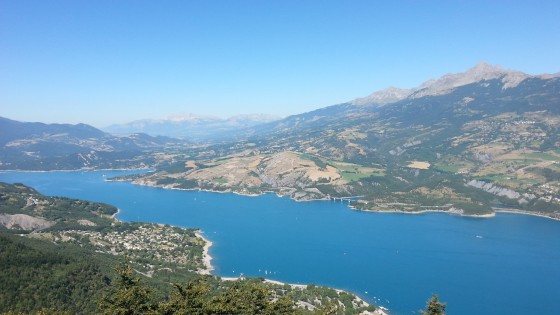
(250, 62, 559, 137)
(351, 62, 545, 106)
(1, 62, 559, 217)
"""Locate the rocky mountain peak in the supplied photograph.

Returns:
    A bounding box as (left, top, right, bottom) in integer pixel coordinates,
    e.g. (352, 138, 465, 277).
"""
(467, 61, 504, 75)
(411, 62, 529, 98)
(352, 62, 533, 106)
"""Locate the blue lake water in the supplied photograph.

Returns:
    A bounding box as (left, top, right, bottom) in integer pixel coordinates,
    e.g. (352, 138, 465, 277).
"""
(1, 170, 560, 315)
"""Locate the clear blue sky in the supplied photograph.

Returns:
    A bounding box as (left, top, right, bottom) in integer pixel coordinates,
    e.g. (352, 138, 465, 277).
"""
(1, 0, 559, 127)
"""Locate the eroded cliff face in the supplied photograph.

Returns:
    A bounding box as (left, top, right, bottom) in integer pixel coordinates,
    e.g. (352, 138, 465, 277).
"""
(0, 213, 55, 231)
(466, 179, 537, 205)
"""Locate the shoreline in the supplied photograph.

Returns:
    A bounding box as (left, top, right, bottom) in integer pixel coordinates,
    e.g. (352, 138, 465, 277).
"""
(195, 231, 214, 275)
(193, 231, 389, 314)
(350, 206, 560, 221)
(493, 208, 560, 221)
(133, 180, 560, 222)
(133, 180, 366, 203)
(0, 167, 152, 173)
(349, 206, 496, 218)
(3, 168, 558, 223)
(110, 208, 121, 222)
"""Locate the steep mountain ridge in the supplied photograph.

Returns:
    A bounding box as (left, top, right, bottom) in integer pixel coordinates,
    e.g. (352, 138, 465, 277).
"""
(247, 63, 559, 140)
(351, 62, 531, 106)
(245, 74, 559, 168)
(0, 116, 106, 146)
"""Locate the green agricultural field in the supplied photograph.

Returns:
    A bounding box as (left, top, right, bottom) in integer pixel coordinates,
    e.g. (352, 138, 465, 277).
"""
(340, 171, 382, 182)
(213, 177, 228, 183)
(434, 164, 462, 173)
(328, 161, 385, 181)
(521, 152, 560, 161)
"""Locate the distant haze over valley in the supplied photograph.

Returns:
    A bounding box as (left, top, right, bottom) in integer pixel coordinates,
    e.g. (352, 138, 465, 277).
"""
(104, 113, 281, 142)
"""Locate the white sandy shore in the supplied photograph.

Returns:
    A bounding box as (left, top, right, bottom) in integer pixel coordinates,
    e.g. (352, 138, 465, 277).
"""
(0, 167, 152, 173)
(354, 207, 560, 221)
(493, 208, 560, 221)
(350, 206, 495, 218)
(195, 231, 214, 275)
(109, 208, 121, 222)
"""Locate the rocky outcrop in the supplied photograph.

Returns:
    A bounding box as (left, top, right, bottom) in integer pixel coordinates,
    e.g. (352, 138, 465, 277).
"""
(466, 180, 521, 199)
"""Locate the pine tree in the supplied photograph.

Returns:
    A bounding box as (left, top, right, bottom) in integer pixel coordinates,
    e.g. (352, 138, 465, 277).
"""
(419, 294, 446, 315)
(158, 277, 212, 315)
(98, 261, 156, 315)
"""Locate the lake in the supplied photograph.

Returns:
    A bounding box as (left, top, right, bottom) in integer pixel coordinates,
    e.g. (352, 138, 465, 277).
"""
(1, 170, 559, 315)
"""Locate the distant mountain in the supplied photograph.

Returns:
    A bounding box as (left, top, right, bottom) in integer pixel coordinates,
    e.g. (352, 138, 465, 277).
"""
(0, 117, 106, 146)
(248, 62, 560, 137)
(104, 113, 281, 141)
(0, 117, 186, 170)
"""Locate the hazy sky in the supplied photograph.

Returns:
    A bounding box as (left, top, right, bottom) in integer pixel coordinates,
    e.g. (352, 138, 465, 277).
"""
(1, 1, 559, 127)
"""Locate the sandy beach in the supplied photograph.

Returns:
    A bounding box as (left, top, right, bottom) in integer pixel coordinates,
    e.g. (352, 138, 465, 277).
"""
(0, 167, 152, 173)
(493, 208, 560, 221)
(110, 208, 121, 221)
(350, 206, 495, 218)
(195, 231, 214, 275)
